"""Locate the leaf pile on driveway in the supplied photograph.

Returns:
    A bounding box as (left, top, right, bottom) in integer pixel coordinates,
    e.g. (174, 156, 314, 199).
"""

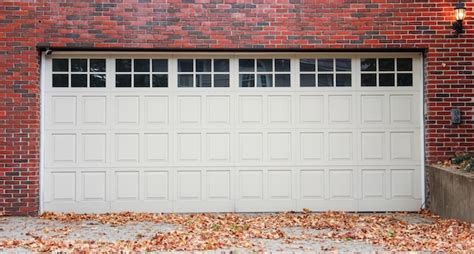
(1, 210, 473, 252)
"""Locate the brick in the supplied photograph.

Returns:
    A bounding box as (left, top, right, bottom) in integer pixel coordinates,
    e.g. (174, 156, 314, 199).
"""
(0, 0, 473, 216)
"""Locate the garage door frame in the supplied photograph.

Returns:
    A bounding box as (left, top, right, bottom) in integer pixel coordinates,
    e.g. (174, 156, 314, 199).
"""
(39, 51, 426, 213)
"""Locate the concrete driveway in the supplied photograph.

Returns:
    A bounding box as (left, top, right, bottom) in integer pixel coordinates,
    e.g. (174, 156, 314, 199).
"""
(0, 211, 472, 253)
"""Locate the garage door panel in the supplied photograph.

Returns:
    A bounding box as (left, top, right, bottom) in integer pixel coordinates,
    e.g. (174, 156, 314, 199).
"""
(299, 95, 324, 125)
(360, 95, 385, 124)
(114, 96, 140, 127)
(328, 95, 353, 125)
(329, 169, 354, 199)
(177, 96, 201, 125)
(81, 96, 107, 127)
(239, 95, 263, 124)
(144, 96, 169, 126)
(238, 132, 263, 162)
(328, 132, 354, 161)
(143, 133, 169, 162)
(47, 133, 77, 165)
(48, 96, 77, 127)
(390, 94, 417, 125)
(113, 133, 140, 164)
(267, 132, 292, 161)
(206, 95, 231, 125)
(267, 95, 292, 124)
(81, 133, 108, 164)
(299, 132, 324, 161)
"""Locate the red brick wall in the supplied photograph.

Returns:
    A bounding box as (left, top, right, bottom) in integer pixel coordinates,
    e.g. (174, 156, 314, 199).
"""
(1, 0, 473, 215)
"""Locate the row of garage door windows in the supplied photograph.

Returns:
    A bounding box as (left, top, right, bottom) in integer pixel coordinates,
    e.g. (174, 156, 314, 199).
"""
(52, 58, 413, 88)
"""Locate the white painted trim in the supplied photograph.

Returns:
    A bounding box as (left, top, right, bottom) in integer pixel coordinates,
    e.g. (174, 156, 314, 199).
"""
(39, 52, 46, 214)
(419, 54, 426, 208)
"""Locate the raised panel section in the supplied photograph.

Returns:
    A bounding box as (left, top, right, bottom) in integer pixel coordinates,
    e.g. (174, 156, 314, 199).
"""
(207, 170, 231, 199)
(362, 169, 385, 198)
(177, 171, 201, 200)
(178, 96, 201, 124)
(115, 171, 139, 200)
(391, 169, 414, 198)
(115, 133, 139, 162)
(52, 134, 76, 163)
(206, 133, 230, 161)
(206, 96, 230, 124)
(268, 95, 291, 123)
(177, 133, 201, 161)
(300, 132, 324, 160)
(329, 170, 353, 199)
(329, 95, 352, 123)
(328, 133, 352, 160)
(239, 133, 263, 161)
(83, 96, 106, 125)
(52, 96, 76, 125)
(115, 96, 139, 125)
(52, 172, 75, 201)
(299, 95, 323, 123)
(268, 133, 291, 161)
(144, 96, 169, 125)
(82, 172, 106, 201)
(390, 95, 413, 123)
(268, 170, 291, 199)
(82, 134, 106, 162)
(300, 170, 324, 199)
(361, 95, 384, 123)
(361, 132, 384, 160)
(144, 171, 168, 200)
(390, 132, 414, 160)
(239, 170, 263, 199)
(239, 96, 262, 124)
(144, 133, 168, 162)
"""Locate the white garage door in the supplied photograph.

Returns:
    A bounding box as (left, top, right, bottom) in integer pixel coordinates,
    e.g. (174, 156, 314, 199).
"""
(42, 52, 423, 213)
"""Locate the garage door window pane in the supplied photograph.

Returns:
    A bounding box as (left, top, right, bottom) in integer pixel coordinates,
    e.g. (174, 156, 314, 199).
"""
(300, 74, 315, 87)
(116, 59, 131, 72)
(71, 74, 87, 87)
(361, 58, 376, 71)
(134, 59, 150, 72)
(275, 74, 290, 87)
(134, 74, 150, 87)
(52, 74, 68, 87)
(214, 59, 229, 72)
(90, 74, 106, 87)
(196, 74, 212, 87)
(90, 59, 105, 72)
(397, 73, 413, 86)
(379, 73, 395, 86)
(361, 74, 376, 87)
(318, 59, 333, 72)
(152, 59, 168, 72)
(318, 74, 333, 87)
(257, 59, 273, 72)
(71, 59, 87, 72)
(257, 74, 273, 87)
(379, 59, 395, 71)
(152, 74, 168, 87)
(300, 59, 315, 72)
(336, 74, 351, 87)
(53, 59, 68, 72)
(239, 74, 255, 87)
(397, 58, 412, 71)
(116, 74, 131, 87)
(178, 59, 193, 72)
(178, 74, 193, 87)
(196, 59, 212, 72)
(239, 59, 254, 72)
(336, 59, 351, 71)
(214, 74, 229, 87)
(275, 59, 290, 72)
